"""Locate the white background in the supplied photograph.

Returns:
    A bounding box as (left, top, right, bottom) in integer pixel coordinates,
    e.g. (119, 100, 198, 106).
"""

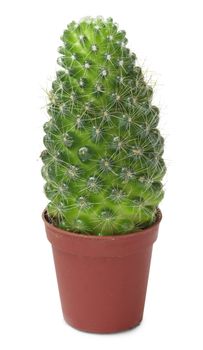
(0, 0, 203, 349)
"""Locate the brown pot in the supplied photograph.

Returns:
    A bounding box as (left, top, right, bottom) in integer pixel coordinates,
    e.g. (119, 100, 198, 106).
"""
(43, 209, 161, 333)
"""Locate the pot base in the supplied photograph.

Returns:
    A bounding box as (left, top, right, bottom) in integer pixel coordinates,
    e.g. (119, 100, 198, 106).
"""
(64, 317, 142, 334)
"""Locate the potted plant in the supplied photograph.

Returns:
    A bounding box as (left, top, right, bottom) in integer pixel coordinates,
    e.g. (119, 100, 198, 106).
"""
(41, 16, 166, 333)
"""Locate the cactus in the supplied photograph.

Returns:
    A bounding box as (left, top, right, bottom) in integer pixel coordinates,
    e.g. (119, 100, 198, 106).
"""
(41, 17, 166, 235)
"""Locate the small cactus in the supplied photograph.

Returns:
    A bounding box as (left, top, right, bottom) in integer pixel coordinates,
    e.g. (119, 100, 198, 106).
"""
(41, 17, 166, 235)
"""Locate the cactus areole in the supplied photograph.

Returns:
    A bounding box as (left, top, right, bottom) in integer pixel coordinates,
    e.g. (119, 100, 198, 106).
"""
(41, 17, 166, 236)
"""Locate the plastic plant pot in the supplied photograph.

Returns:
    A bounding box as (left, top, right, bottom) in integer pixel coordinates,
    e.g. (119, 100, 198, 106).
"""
(43, 209, 161, 333)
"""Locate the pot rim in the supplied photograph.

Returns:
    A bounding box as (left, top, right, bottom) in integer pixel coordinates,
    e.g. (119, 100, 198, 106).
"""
(42, 208, 162, 241)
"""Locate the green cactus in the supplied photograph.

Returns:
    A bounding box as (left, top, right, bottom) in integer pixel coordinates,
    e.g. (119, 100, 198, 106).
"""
(41, 17, 166, 235)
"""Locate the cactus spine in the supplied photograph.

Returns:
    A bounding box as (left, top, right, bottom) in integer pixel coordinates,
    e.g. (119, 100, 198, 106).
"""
(41, 17, 166, 235)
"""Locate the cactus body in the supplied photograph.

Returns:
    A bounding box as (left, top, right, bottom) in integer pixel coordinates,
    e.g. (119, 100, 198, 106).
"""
(41, 17, 166, 235)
